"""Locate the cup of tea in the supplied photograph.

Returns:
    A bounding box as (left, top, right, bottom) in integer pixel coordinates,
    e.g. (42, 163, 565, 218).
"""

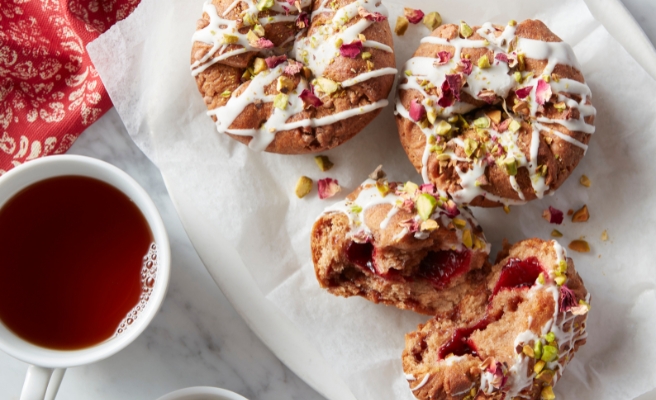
(0, 155, 170, 400)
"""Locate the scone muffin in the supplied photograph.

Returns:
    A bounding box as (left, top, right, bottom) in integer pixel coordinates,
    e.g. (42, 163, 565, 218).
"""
(395, 19, 595, 206)
(191, 0, 396, 153)
(311, 170, 491, 315)
(403, 238, 590, 399)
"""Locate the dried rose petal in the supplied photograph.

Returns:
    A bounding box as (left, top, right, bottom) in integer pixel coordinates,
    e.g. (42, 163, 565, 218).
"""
(296, 12, 309, 29)
(477, 89, 496, 104)
(442, 199, 460, 218)
(494, 53, 509, 63)
(299, 89, 323, 108)
(401, 200, 415, 214)
(445, 74, 462, 101)
(488, 362, 507, 389)
(409, 99, 426, 121)
(340, 40, 363, 58)
(437, 80, 454, 108)
(419, 183, 436, 194)
(536, 79, 552, 105)
(542, 206, 564, 224)
(460, 58, 473, 75)
(496, 118, 511, 132)
(317, 178, 341, 199)
(284, 59, 303, 75)
(403, 7, 424, 24)
(253, 37, 274, 49)
(400, 217, 420, 233)
(515, 86, 532, 99)
(560, 285, 576, 312)
(507, 52, 518, 68)
(265, 55, 287, 68)
(435, 51, 451, 65)
(358, 6, 387, 21)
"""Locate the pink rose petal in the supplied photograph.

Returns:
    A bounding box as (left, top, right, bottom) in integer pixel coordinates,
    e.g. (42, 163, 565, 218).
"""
(445, 74, 462, 101)
(401, 200, 415, 214)
(358, 6, 387, 21)
(435, 51, 451, 65)
(419, 183, 436, 194)
(409, 99, 426, 121)
(477, 89, 496, 104)
(437, 80, 455, 108)
(296, 12, 309, 29)
(340, 40, 362, 58)
(441, 199, 460, 218)
(494, 53, 509, 63)
(560, 285, 576, 312)
(496, 118, 511, 132)
(515, 86, 532, 99)
(284, 59, 303, 75)
(253, 37, 274, 49)
(460, 58, 472, 75)
(299, 89, 323, 108)
(536, 79, 552, 105)
(265, 55, 287, 68)
(318, 178, 341, 199)
(404, 8, 424, 24)
(543, 206, 564, 224)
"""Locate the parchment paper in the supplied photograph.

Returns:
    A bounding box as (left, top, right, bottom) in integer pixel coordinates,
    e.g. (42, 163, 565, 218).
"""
(88, 0, 656, 398)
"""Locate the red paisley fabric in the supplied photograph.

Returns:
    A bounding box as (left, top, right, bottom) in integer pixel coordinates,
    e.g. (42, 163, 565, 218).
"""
(0, 0, 140, 175)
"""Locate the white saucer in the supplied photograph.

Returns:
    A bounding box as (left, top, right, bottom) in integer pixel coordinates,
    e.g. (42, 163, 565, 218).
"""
(156, 387, 248, 400)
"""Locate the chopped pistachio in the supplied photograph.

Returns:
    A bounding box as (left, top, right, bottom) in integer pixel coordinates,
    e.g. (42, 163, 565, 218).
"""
(554, 275, 566, 286)
(572, 205, 589, 222)
(423, 12, 442, 31)
(534, 360, 546, 374)
(421, 219, 438, 232)
(314, 155, 334, 171)
(241, 69, 252, 81)
(522, 345, 535, 358)
(508, 119, 521, 133)
(485, 109, 502, 124)
(463, 138, 478, 158)
(366, 60, 374, 71)
(416, 193, 438, 220)
(295, 176, 313, 198)
(253, 58, 268, 74)
(404, 70, 412, 77)
(426, 109, 438, 125)
(256, 0, 274, 11)
(222, 34, 239, 44)
(537, 272, 545, 285)
(404, 181, 419, 195)
(358, 33, 366, 42)
(452, 218, 466, 229)
(220, 90, 232, 98)
(580, 175, 591, 187)
(316, 77, 340, 94)
(504, 157, 518, 176)
(551, 229, 563, 238)
(273, 93, 289, 110)
(568, 239, 590, 253)
(460, 21, 473, 38)
(517, 52, 525, 71)
(335, 38, 343, 48)
(558, 260, 567, 274)
(554, 102, 567, 111)
(243, 13, 257, 26)
(545, 332, 556, 343)
(541, 385, 556, 400)
(276, 76, 295, 94)
(477, 54, 491, 69)
(601, 230, 609, 241)
(473, 116, 490, 129)
(361, 51, 372, 60)
(536, 370, 555, 385)
(395, 16, 409, 36)
(541, 345, 558, 362)
(462, 229, 473, 249)
(252, 24, 265, 37)
(534, 341, 543, 360)
(513, 71, 522, 82)
(508, 19, 517, 26)
(503, 205, 510, 214)
(434, 120, 452, 136)
(351, 204, 363, 213)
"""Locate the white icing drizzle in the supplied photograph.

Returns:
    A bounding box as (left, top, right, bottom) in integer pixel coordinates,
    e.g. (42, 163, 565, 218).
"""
(411, 373, 430, 391)
(405, 373, 416, 381)
(192, 0, 396, 151)
(396, 21, 596, 205)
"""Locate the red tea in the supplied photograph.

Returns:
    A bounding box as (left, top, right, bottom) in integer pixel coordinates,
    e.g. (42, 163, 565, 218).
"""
(0, 175, 155, 350)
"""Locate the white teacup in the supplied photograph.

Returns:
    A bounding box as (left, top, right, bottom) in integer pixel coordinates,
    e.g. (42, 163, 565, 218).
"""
(0, 155, 171, 400)
(157, 387, 249, 400)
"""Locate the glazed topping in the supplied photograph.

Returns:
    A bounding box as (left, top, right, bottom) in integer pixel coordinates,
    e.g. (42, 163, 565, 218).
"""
(323, 177, 489, 253)
(396, 21, 596, 205)
(192, 0, 397, 151)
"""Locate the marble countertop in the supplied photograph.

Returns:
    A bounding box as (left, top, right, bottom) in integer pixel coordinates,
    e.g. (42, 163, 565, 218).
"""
(2, 1, 655, 399)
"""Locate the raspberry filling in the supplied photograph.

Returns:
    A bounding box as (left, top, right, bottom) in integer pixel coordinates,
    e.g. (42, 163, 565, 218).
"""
(493, 257, 543, 295)
(345, 241, 375, 273)
(418, 250, 471, 289)
(438, 257, 544, 360)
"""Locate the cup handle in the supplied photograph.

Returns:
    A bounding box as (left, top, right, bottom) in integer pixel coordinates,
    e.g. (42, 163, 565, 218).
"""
(20, 366, 66, 400)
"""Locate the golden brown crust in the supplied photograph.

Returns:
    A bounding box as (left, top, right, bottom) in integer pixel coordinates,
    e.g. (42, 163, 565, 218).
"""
(191, 0, 395, 154)
(396, 19, 594, 206)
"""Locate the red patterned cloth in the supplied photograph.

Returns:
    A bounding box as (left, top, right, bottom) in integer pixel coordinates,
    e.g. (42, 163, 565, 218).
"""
(0, 0, 140, 175)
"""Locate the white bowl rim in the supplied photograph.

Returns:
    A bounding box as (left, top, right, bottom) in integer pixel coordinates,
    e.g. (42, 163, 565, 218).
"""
(156, 386, 249, 400)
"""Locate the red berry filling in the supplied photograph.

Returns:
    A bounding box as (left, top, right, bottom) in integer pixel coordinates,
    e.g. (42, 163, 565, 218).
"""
(438, 317, 491, 359)
(493, 257, 543, 295)
(418, 250, 471, 289)
(345, 241, 375, 273)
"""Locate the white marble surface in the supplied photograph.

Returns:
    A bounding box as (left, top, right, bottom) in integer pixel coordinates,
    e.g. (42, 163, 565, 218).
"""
(1, 1, 655, 399)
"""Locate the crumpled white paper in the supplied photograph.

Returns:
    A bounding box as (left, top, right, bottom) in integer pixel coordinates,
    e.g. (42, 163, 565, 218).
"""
(88, 0, 656, 399)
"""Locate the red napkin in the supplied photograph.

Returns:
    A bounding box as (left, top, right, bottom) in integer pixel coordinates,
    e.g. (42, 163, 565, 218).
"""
(0, 0, 140, 175)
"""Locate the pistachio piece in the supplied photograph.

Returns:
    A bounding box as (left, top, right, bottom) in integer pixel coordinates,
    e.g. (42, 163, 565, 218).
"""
(423, 12, 442, 31)
(404, 181, 419, 195)
(252, 24, 265, 37)
(537, 272, 545, 285)
(485, 110, 502, 124)
(462, 229, 473, 248)
(314, 155, 334, 171)
(273, 93, 289, 110)
(534, 360, 546, 374)
(503, 157, 518, 176)
(580, 174, 591, 187)
(477, 54, 491, 69)
(534, 341, 543, 360)
(508, 19, 517, 26)
(452, 218, 466, 229)
(434, 120, 452, 136)
(335, 38, 343, 48)
(361, 51, 372, 60)
(426, 108, 438, 125)
(541, 385, 556, 400)
(416, 193, 438, 220)
(522, 345, 535, 358)
(503, 205, 510, 214)
(508, 119, 521, 133)
(601, 230, 609, 241)
(545, 332, 556, 343)
(220, 90, 232, 98)
(316, 77, 340, 94)
(395, 16, 409, 36)
(376, 180, 390, 197)
(276, 76, 295, 94)
(253, 57, 268, 74)
(536, 369, 555, 384)
(256, 0, 274, 11)
(551, 229, 563, 238)
(459, 21, 473, 38)
(473, 116, 490, 129)
(513, 71, 522, 82)
(295, 176, 313, 198)
(554, 275, 566, 286)
(540, 345, 558, 362)
(222, 34, 239, 44)
(554, 102, 567, 111)
(568, 239, 590, 253)
(421, 219, 438, 232)
(572, 205, 589, 222)
(464, 138, 478, 157)
(242, 13, 257, 26)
